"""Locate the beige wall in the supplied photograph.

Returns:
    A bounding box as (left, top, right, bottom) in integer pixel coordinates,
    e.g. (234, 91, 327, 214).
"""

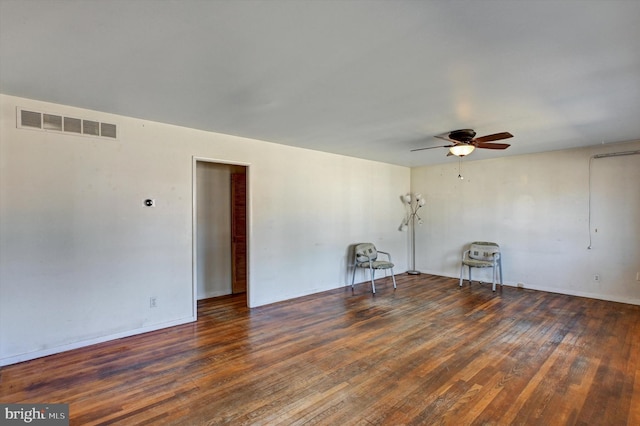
(4, 92, 637, 367)
(0, 94, 410, 365)
(411, 141, 640, 304)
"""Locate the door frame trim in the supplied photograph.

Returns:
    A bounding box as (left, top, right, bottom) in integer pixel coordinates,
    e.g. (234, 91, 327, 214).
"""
(192, 156, 251, 317)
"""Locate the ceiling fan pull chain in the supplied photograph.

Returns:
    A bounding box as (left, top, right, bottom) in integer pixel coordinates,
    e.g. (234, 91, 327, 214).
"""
(458, 157, 464, 180)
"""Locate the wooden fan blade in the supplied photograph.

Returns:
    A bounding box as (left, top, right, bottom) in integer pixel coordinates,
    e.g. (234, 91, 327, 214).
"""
(434, 134, 457, 143)
(474, 132, 513, 143)
(475, 142, 511, 150)
(410, 144, 453, 152)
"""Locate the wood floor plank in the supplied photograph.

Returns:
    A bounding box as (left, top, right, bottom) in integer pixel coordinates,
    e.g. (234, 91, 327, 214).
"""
(1, 274, 639, 425)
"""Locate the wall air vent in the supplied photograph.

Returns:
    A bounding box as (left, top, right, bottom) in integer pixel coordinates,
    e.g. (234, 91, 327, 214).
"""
(43, 114, 63, 131)
(101, 122, 117, 138)
(21, 110, 42, 129)
(17, 107, 118, 139)
(82, 120, 99, 136)
(64, 117, 82, 134)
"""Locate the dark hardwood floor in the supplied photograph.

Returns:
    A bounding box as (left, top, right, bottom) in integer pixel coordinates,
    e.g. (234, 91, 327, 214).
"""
(1, 274, 639, 425)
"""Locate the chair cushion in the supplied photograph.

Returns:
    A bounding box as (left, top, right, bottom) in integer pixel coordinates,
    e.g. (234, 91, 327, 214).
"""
(462, 258, 493, 268)
(356, 260, 394, 269)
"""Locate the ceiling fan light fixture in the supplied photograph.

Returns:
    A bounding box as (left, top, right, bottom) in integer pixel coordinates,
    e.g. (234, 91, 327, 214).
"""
(449, 144, 475, 157)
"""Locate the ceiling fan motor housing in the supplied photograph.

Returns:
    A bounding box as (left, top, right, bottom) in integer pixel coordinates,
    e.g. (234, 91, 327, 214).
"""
(449, 129, 476, 142)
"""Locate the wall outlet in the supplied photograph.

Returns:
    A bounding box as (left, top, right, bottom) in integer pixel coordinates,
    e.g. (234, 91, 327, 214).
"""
(517, 282, 524, 288)
(636, 272, 640, 281)
(150, 297, 157, 308)
(593, 274, 599, 281)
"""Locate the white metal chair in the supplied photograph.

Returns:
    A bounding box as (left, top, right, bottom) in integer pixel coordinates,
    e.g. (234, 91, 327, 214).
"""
(459, 241, 503, 291)
(351, 243, 397, 294)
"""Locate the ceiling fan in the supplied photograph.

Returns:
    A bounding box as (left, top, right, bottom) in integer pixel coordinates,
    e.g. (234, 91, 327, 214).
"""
(411, 129, 513, 157)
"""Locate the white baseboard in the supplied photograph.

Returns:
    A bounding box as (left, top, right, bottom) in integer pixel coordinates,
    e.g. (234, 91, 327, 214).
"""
(0, 316, 196, 367)
(198, 290, 231, 300)
(513, 284, 640, 306)
(422, 269, 640, 306)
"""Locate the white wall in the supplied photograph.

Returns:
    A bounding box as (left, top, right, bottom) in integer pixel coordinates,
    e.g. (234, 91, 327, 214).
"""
(0, 94, 410, 365)
(411, 141, 640, 305)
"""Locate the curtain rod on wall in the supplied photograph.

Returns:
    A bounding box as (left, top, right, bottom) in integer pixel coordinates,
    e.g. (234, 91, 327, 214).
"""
(592, 150, 640, 159)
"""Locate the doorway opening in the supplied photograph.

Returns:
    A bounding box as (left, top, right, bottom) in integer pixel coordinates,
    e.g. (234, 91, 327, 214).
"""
(193, 158, 249, 315)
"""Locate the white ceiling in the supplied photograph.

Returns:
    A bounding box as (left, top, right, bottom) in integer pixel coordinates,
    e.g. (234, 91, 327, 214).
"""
(1, 0, 639, 167)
